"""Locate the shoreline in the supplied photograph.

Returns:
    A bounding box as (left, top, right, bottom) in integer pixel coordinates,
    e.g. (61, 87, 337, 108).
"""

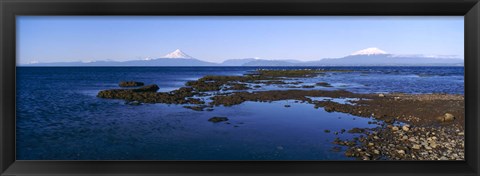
(97, 69, 465, 160)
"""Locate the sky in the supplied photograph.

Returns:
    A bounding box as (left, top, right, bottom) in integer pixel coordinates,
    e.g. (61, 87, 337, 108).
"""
(17, 16, 464, 64)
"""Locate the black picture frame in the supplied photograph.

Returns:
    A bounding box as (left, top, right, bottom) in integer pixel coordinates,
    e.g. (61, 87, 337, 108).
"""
(1, 0, 479, 175)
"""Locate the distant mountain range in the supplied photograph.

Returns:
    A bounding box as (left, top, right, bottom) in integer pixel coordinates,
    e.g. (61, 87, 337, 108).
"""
(22, 48, 464, 67)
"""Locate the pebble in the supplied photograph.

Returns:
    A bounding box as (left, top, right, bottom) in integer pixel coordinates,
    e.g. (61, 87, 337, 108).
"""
(392, 126, 399, 131)
(402, 125, 410, 131)
(412, 144, 421, 150)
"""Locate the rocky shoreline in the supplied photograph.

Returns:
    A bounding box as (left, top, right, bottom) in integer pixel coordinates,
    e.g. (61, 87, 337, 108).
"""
(97, 69, 464, 160)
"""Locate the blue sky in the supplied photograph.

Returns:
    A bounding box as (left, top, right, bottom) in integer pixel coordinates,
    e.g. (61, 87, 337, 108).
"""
(17, 16, 463, 64)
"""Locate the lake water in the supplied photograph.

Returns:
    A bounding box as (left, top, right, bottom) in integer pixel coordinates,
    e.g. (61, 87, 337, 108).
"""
(16, 66, 464, 160)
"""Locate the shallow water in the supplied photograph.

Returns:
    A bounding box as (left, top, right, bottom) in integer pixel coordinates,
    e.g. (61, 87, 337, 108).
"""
(16, 66, 464, 160)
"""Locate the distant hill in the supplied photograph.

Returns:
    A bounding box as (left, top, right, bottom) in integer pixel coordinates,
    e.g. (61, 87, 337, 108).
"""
(302, 54, 463, 66)
(241, 59, 297, 66)
(220, 58, 257, 66)
(21, 48, 464, 67)
(24, 49, 219, 66)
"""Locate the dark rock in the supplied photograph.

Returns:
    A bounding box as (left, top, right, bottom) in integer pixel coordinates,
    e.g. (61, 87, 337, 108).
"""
(324, 129, 331, 133)
(324, 106, 335, 112)
(348, 128, 366, 134)
(316, 82, 333, 87)
(331, 146, 342, 152)
(208, 116, 229, 123)
(132, 85, 160, 92)
(119, 81, 144, 87)
(184, 105, 208, 111)
(284, 105, 291, 108)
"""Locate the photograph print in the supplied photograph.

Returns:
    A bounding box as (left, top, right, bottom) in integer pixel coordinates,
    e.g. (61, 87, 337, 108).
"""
(16, 16, 464, 160)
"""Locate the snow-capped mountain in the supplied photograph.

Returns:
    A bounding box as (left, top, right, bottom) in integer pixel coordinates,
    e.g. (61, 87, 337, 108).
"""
(350, 47, 389, 56)
(163, 49, 194, 59)
(21, 47, 463, 67)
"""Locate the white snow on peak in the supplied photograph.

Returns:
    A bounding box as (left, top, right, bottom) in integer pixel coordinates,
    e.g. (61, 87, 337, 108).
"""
(350, 47, 388, 56)
(163, 49, 194, 59)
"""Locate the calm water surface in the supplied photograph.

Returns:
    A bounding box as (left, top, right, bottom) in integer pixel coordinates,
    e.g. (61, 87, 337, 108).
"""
(16, 66, 464, 160)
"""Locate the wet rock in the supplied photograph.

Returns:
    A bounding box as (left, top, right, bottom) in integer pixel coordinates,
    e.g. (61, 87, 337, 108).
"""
(324, 106, 335, 112)
(184, 105, 207, 111)
(316, 82, 333, 87)
(225, 83, 250, 90)
(331, 146, 342, 152)
(345, 150, 355, 157)
(208, 116, 229, 123)
(383, 116, 396, 124)
(133, 85, 160, 92)
(301, 85, 315, 88)
(119, 81, 144, 87)
(324, 130, 331, 133)
(402, 125, 410, 132)
(284, 105, 291, 108)
(392, 126, 399, 131)
(348, 128, 366, 134)
(125, 100, 141, 105)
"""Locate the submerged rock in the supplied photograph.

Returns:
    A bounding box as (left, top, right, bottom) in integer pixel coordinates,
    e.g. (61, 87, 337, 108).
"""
(348, 128, 366, 134)
(301, 85, 315, 88)
(208, 117, 229, 123)
(125, 100, 142, 105)
(316, 82, 333, 87)
(97, 84, 160, 98)
(119, 81, 144, 87)
(184, 105, 207, 111)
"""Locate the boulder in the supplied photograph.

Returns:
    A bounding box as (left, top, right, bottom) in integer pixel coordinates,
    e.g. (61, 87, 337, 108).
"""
(348, 128, 366, 134)
(208, 117, 229, 123)
(437, 113, 455, 122)
(119, 81, 144, 87)
(133, 85, 160, 92)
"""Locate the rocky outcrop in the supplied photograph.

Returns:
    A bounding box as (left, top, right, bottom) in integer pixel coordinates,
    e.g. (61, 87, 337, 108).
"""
(119, 81, 144, 87)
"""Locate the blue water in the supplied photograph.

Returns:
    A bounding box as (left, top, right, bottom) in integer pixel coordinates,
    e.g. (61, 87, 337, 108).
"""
(16, 66, 464, 160)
